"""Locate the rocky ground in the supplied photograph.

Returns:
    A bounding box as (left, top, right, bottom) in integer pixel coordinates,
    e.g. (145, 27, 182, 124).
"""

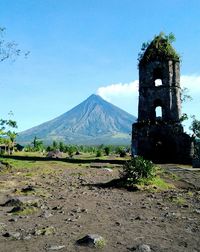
(0, 158, 199, 252)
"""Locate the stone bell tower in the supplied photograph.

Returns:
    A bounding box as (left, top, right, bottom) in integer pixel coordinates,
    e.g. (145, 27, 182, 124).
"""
(132, 34, 192, 163)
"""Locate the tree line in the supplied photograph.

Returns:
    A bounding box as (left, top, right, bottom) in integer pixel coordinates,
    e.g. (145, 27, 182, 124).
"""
(23, 137, 130, 158)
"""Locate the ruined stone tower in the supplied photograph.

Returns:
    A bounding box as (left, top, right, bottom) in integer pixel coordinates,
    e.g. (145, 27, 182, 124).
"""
(132, 34, 192, 163)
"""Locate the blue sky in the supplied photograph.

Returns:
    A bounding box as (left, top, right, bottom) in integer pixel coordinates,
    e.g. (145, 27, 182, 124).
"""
(0, 0, 200, 132)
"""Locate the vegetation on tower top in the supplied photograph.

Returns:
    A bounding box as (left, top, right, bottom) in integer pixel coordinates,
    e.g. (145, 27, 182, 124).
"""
(138, 32, 180, 66)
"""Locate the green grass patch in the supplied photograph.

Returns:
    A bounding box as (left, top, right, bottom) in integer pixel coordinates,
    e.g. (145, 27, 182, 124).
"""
(169, 196, 187, 206)
(163, 170, 180, 181)
(12, 206, 38, 215)
(187, 191, 194, 197)
(136, 176, 175, 191)
(95, 238, 106, 249)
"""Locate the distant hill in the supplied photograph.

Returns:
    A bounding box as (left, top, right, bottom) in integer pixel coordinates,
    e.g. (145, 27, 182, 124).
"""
(17, 94, 136, 145)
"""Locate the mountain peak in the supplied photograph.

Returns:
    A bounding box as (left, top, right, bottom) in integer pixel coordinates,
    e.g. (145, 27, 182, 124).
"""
(17, 94, 136, 145)
(87, 93, 103, 101)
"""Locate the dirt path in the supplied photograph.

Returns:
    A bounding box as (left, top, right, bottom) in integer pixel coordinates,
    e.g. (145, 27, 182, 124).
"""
(0, 160, 199, 252)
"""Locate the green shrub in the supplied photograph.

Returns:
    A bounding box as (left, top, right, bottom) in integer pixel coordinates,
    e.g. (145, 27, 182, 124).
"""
(96, 149, 102, 157)
(121, 156, 156, 184)
(104, 146, 111, 156)
(115, 146, 127, 157)
(119, 149, 126, 157)
(68, 146, 75, 158)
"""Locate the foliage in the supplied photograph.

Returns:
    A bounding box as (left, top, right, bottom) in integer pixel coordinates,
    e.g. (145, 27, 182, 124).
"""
(0, 26, 29, 63)
(67, 145, 77, 158)
(179, 87, 192, 123)
(115, 146, 127, 157)
(104, 146, 111, 156)
(147, 176, 174, 190)
(96, 149, 102, 157)
(169, 196, 187, 206)
(180, 87, 192, 103)
(189, 116, 200, 159)
(52, 140, 58, 150)
(23, 141, 131, 158)
(59, 141, 65, 152)
(31, 136, 44, 152)
(121, 156, 156, 184)
(0, 113, 18, 154)
(189, 116, 200, 139)
(94, 238, 106, 249)
(138, 32, 179, 65)
(180, 113, 189, 123)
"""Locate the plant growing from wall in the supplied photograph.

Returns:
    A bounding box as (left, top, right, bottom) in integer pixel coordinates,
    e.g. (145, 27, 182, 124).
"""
(138, 32, 180, 66)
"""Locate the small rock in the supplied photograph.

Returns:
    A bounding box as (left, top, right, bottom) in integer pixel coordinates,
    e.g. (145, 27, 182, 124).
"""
(182, 204, 189, 208)
(135, 244, 151, 252)
(47, 245, 66, 250)
(47, 150, 62, 159)
(34, 226, 55, 236)
(8, 218, 18, 222)
(3, 232, 21, 240)
(8, 206, 22, 213)
(81, 208, 88, 213)
(39, 211, 52, 218)
(1, 196, 40, 208)
(77, 234, 105, 248)
(0, 198, 22, 207)
(0, 222, 7, 231)
(23, 234, 32, 240)
(52, 206, 62, 211)
(102, 168, 113, 172)
(194, 209, 200, 214)
(135, 216, 143, 220)
(21, 185, 35, 193)
(178, 241, 188, 248)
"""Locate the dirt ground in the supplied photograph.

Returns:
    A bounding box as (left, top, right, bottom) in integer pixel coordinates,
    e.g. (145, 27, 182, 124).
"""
(0, 158, 200, 252)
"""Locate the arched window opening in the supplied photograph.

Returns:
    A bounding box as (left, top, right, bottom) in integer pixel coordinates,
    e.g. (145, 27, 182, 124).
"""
(155, 106, 162, 119)
(155, 79, 162, 86)
(154, 99, 163, 120)
(153, 68, 163, 86)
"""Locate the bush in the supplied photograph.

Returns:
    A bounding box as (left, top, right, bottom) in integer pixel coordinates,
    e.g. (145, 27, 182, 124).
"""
(68, 147, 74, 158)
(104, 146, 111, 156)
(119, 149, 126, 157)
(120, 156, 156, 184)
(115, 146, 127, 157)
(96, 149, 102, 157)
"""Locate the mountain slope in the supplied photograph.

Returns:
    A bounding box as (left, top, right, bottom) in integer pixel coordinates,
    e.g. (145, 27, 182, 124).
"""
(17, 94, 136, 145)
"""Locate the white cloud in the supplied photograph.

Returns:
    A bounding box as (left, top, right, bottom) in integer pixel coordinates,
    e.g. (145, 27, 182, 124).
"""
(96, 75, 200, 119)
(97, 80, 139, 101)
(97, 75, 200, 101)
(181, 75, 200, 93)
